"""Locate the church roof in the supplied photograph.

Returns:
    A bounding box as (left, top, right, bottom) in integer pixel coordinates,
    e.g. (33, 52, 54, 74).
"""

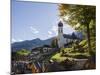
(63, 33, 78, 39)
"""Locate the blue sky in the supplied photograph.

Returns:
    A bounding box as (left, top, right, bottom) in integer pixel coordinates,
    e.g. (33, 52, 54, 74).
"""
(11, 0, 74, 43)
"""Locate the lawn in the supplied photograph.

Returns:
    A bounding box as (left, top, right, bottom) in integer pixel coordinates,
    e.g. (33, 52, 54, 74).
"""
(50, 47, 91, 62)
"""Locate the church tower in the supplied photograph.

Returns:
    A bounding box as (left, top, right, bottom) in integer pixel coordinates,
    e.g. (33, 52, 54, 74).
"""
(58, 21, 65, 48)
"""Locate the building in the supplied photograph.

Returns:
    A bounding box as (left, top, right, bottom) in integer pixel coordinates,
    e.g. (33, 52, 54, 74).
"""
(57, 21, 80, 48)
(42, 45, 52, 53)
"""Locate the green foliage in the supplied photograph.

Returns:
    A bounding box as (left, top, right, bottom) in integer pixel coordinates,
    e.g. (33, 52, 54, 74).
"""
(58, 4, 96, 27)
(58, 4, 96, 54)
(51, 46, 90, 62)
(16, 49, 31, 56)
(89, 49, 96, 56)
(79, 40, 87, 46)
(50, 5, 96, 62)
(51, 53, 67, 62)
(72, 54, 89, 59)
(61, 48, 73, 53)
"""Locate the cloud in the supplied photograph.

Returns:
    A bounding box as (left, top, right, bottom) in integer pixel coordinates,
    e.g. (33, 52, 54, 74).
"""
(12, 38, 24, 43)
(18, 39, 23, 42)
(48, 31, 52, 35)
(30, 26, 39, 34)
(47, 35, 52, 38)
(12, 38, 17, 43)
(47, 31, 53, 38)
(47, 24, 58, 37)
(47, 25, 58, 38)
(51, 25, 58, 35)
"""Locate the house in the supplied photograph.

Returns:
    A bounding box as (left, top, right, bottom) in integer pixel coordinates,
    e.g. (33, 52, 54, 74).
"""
(42, 45, 52, 53)
(31, 45, 52, 54)
(29, 45, 54, 61)
(31, 47, 42, 55)
(30, 45, 52, 57)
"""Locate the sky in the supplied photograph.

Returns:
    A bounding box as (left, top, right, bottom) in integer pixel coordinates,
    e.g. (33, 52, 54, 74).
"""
(11, 0, 74, 43)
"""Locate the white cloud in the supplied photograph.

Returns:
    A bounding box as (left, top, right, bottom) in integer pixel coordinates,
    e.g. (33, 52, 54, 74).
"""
(30, 26, 39, 34)
(12, 38, 24, 43)
(51, 25, 58, 35)
(48, 31, 52, 35)
(47, 35, 52, 38)
(18, 39, 23, 42)
(12, 38, 17, 43)
(47, 31, 53, 38)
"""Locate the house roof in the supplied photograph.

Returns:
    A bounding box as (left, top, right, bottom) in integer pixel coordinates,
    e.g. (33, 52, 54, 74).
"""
(63, 33, 78, 39)
(43, 45, 51, 47)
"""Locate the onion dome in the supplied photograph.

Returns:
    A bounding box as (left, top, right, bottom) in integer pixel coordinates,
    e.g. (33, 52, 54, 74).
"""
(58, 21, 63, 27)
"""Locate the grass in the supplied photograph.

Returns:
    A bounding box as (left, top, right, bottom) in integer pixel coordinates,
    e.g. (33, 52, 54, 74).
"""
(67, 53, 90, 59)
(16, 49, 31, 56)
(62, 48, 90, 58)
(51, 52, 75, 62)
(50, 38, 96, 63)
(50, 47, 91, 62)
(63, 52, 90, 56)
(62, 48, 73, 53)
(51, 53, 67, 62)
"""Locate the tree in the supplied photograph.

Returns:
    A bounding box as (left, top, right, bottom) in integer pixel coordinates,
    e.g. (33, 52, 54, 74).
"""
(51, 38, 58, 48)
(58, 4, 96, 54)
(16, 49, 31, 55)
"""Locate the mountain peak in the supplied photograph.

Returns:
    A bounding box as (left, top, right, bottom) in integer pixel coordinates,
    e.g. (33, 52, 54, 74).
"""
(11, 37, 54, 52)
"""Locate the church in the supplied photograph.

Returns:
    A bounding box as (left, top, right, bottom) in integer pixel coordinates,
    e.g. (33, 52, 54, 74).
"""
(57, 21, 81, 48)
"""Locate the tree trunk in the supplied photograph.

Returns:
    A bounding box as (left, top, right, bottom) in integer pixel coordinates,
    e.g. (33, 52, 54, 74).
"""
(86, 23, 91, 54)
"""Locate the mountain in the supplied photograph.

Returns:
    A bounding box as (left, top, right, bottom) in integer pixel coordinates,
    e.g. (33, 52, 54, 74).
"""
(11, 32, 83, 52)
(11, 38, 54, 52)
